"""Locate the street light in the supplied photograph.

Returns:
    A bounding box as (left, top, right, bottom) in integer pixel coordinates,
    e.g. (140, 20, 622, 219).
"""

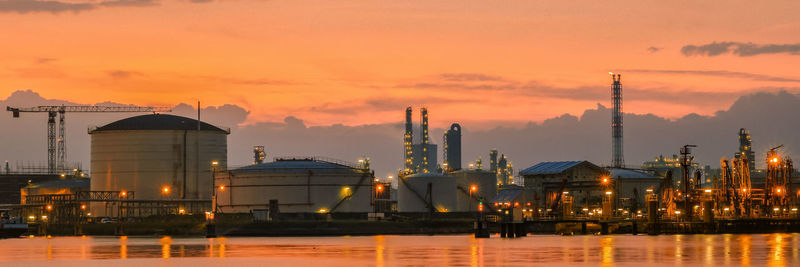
(469, 185, 477, 212)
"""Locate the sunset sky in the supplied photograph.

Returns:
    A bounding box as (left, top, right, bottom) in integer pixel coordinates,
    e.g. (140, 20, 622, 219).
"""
(2, 0, 800, 128)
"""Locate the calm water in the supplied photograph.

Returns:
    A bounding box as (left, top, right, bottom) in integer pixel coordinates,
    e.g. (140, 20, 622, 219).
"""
(0, 234, 798, 266)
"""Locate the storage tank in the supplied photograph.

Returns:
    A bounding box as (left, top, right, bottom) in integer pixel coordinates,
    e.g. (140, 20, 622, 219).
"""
(450, 169, 497, 212)
(398, 173, 457, 212)
(90, 114, 228, 206)
(215, 157, 374, 213)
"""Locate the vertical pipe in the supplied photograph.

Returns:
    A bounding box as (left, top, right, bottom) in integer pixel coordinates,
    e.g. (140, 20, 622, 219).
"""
(182, 130, 187, 199)
(196, 101, 200, 199)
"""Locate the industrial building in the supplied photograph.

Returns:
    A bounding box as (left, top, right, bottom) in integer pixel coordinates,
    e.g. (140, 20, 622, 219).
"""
(20, 178, 90, 204)
(442, 123, 462, 171)
(735, 128, 756, 173)
(89, 114, 229, 216)
(215, 157, 375, 214)
(0, 172, 67, 204)
(404, 107, 438, 174)
(642, 154, 709, 186)
(520, 161, 610, 216)
(607, 168, 661, 213)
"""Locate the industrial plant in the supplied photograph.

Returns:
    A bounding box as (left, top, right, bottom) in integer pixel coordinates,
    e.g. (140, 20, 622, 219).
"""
(2, 73, 799, 238)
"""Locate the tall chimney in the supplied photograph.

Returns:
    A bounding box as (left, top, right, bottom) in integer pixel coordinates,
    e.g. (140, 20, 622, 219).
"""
(404, 107, 414, 173)
(611, 73, 624, 168)
(420, 107, 429, 172)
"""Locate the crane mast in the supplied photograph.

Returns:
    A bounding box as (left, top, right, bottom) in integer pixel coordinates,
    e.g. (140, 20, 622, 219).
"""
(7, 105, 172, 174)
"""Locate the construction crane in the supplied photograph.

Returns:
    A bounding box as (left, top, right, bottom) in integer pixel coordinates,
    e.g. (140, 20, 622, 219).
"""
(6, 105, 172, 174)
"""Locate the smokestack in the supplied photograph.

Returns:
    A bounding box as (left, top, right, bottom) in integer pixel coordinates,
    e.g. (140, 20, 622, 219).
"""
(404, 107, 414, 173)
(420, 107, 429, 172)
(611, 73, 624, 168)
(421, 108, 429, 145)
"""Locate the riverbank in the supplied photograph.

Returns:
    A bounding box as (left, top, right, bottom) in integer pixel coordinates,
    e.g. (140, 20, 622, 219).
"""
(23, 214, 477, 237)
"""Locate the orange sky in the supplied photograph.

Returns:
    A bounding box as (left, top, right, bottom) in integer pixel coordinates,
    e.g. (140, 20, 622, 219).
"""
(2, 0, 799, 128)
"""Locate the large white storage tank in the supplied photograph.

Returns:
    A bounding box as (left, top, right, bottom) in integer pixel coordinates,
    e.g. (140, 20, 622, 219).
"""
(215, 158, 374, 213)
(90, 114, 228, 205)
(450, 169, 498, 212)
(397, 173, 457, 212)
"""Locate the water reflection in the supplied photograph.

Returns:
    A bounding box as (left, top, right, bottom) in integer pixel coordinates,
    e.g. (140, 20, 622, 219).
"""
(0, 234, 797, 265)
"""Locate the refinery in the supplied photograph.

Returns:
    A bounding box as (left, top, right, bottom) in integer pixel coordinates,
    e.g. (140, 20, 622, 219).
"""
(1, 74, 799, 238)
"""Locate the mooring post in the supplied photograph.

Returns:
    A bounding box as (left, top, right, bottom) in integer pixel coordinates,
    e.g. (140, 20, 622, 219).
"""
(600, 222, 609, 235)
(703, 200, 714, 233)
(647, 200, 659, 235)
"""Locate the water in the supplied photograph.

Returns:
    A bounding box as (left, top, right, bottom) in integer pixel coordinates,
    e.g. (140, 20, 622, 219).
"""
(0, 234, 798, 266)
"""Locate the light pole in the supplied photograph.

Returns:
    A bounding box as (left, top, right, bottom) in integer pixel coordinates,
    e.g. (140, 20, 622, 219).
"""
(469, 185, 477, 212)
(211, 161, 219, 213)
(207, 161, 220, 238)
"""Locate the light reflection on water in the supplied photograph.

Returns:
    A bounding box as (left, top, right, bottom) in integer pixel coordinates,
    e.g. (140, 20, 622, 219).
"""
(0, 234, 798, 266)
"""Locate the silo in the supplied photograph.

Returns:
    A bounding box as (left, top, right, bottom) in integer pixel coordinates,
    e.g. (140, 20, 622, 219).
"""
(90, 114, 228, 208)
(397, 173, 457, 212)
(214, 158, 374, 213)
(450, 169, 497, 212)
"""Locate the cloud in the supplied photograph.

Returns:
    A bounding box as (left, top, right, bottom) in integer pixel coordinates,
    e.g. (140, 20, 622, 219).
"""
(106, 70, 143, 79)
(98, 0, 158, 7)
(2, 89, 799, 180)
(0, 0, 94, 14)
(0, 0, 158, 14)
(393, 74, 736, 106)
(438, 73, 506, 82)
(34, 57, 57, 64)
(619, 69, 800, 83)
(189, 0, 212, 3)
(682, 42, 800, 57)
(647, 46, 662, 53)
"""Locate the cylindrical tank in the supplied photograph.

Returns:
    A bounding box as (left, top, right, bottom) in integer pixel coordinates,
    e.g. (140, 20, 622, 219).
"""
(90, 114, 228, 209)
(398, 173, 457, 212)
(450, 170, 498, 212)
(215, 158, 374, 213)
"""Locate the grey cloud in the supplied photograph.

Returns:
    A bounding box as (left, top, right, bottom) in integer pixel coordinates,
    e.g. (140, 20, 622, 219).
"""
(106, 70, 143, 79)
(34, 58, 57, 64)
(2, 89, 799, 180)
(438, 73, 505, 82)
(647, 46, 662, 53)
(619, 69, 800, 83)
(0, 0, 158, 14)
(99, 0, 158, 7)
(172, 103, 250, 127)
(0, 0, 94, 14)
(306, 96, 479, 116)
(395, 77, 734, 106)
(682, 42, 800, 57)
